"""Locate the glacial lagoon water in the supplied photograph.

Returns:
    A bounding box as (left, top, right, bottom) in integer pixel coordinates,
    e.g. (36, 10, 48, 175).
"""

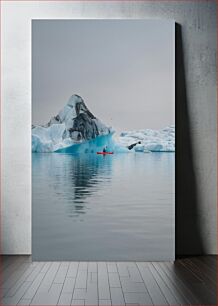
(32, 152, 175, 261)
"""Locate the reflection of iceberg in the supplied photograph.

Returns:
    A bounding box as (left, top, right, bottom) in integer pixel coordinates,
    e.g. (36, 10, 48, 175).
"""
(68, 154, 113, 217)
(32, 153, 113, 218)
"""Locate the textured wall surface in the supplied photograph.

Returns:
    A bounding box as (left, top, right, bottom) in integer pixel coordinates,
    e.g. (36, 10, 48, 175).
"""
(1, 1, 217, 255)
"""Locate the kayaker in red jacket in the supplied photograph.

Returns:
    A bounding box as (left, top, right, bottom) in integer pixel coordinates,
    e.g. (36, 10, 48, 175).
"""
(103, 146, 108, 153)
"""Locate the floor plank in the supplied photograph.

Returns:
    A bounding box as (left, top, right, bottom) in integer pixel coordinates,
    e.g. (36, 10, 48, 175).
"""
(123, 291, 153, 305)
(137, 263, 168, 305)
(186, 257, 217, 287)
(0, 256, 216, 305)
(58, 292, 73, 305)
(152, 262, 190, 304)
(67, 262, 79, 278)
(3, 262, 40, 297)
(31, 283, 63, 305)
(17, 298, 32, 305)
(98, 263, 111, 300)
(108, 272, 121, 288)
(71, 298, 85, 305)
(99, 299, 112, 305)
(110, 287, 125, 305)
(62, 277, 76, 293)
(176, 259, 217, 304)
(2, 260, 35, 290)
(148, 263, 180, 305)
(54, 262, 69, 284)
(2, 281, 32, 305)
(198, 256, 217, 273)
(75, 269, 87, 289)
(36, 262, 60, 293)
(160, 261, 200, 304)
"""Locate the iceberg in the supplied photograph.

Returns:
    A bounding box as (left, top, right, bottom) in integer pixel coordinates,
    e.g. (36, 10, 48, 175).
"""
(32, 94, 175, 153)
(32, 95, 112, 153)
(55, 133, 114, 154)
(116, 126, 175, 152)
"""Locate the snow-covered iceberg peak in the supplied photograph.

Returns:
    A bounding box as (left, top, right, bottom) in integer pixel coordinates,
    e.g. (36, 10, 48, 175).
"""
(32, 94, 112, 152)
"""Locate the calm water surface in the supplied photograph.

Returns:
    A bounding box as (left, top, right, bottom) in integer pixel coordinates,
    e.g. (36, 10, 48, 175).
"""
(32, 152, 175, 260)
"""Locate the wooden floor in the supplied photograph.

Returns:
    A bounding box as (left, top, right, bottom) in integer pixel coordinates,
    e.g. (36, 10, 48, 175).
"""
(0, 256, 217, 305)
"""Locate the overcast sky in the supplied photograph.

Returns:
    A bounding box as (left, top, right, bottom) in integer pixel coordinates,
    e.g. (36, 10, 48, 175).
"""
(32, 19, 175, 132)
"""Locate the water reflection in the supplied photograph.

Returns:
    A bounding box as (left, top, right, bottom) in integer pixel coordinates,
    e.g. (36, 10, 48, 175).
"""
(32, 153, 113, 218)
(32, 152, 175, 261)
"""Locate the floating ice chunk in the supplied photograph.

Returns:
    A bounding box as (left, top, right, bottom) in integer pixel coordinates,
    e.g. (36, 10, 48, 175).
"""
(32, 134, 54, 153)
(32, 124, 68, 152)
(134, 144, 145, 152)
(117, 126, 175, 153)
(146, 144, 163, 151)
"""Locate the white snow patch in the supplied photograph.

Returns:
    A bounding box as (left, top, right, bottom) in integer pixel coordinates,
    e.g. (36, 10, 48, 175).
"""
(116, 126, 175, 152)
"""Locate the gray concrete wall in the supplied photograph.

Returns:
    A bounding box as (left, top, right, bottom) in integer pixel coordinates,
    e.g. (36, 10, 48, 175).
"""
(1, 1, 217, 255)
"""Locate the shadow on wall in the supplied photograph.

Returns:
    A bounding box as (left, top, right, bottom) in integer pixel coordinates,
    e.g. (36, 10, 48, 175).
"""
(175, 24, 205, 256)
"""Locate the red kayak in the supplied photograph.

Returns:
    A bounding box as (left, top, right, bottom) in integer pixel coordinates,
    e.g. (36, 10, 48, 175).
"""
(97, 152, 114, 155)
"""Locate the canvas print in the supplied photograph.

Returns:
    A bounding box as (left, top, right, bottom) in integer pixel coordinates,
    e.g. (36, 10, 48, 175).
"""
(32, 20, 175, 261)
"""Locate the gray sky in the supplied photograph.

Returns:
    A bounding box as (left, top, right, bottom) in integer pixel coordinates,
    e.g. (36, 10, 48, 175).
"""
(32, 20, 175, 132)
